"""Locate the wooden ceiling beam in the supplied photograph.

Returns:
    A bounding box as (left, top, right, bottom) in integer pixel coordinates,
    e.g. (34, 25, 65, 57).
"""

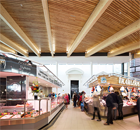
(108, 41, 140, 57)
(67, 0, 113, 57)
(42, 0, 54, 57)
(0, 34, 28, 57)
(0, 4, 40, 56)
(86, 19, 140, 57)
(0, 44, 16, 54)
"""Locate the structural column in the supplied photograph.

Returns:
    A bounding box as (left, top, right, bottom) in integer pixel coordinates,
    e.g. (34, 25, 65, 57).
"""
(127, 61, 130, 76)
(91, 62, 93, 76)
(121, 63, 124, 75)
(56, 88, 58, 97)
(56, 62, 58, 76)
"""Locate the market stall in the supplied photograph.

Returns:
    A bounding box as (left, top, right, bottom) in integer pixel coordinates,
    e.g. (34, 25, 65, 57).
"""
(0, 53, 64, 130)
(83, 72, 140, 117)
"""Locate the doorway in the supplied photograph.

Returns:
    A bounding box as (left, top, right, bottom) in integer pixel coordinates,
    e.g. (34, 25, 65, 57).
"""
(71, 80, 79, 99)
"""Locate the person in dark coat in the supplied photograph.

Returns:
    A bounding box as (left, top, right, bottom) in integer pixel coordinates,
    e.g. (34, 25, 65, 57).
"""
(137, 95, 140, 123)
(110, 90, 119, 120)
(73, 93, 77, 107)
(115, 91, 123, 120)
(104, 92, 115, 125)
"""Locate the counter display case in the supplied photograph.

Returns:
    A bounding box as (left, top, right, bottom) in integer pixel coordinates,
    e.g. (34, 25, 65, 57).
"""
(0, 97, 64, 130)
(51, 96, 64, 110)
(84, 98, 138, 117)
(0, 98, 50, 119)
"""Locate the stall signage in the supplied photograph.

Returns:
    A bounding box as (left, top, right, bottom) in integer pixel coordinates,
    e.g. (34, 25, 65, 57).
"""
(101, 77, 107, 83)
(37, 68, 49, 81)
(119, 77, 140, 86)
(37, 67, 62, 87)
(0, 56, 36, 76)
(49, 78, 54, 83)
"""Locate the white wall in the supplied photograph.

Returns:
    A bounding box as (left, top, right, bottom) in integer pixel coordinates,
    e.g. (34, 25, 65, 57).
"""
(43, 64, 91, 96)
(28, 56, 130, 97)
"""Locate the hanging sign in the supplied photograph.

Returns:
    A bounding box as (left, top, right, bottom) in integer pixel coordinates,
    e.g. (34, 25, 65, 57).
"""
(0, 55, 36, 76)
(37, 68, 49, 81)
(37, 67, 62, 87)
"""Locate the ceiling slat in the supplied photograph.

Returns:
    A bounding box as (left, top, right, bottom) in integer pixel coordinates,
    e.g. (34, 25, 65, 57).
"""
(0, 43, 16, 54)
(67, 0, 113, 57)
(108, 41, 140, 57)
(85, 19, 140, 57)
(0, 3, 40, 56)
(0, 34, 28, 57)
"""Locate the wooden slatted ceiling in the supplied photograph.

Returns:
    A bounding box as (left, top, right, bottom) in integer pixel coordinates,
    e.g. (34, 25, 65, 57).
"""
(48, 0, 99, 53)
(101, 30, 140, 52)
(74, 0, 140, 53)
(0, 19, 32, 52)
(0, 0, 49, 52)
(131, 49, 140, 54)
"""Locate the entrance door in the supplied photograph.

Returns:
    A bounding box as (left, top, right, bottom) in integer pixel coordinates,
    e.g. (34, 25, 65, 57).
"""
(71, 80, 79, 99)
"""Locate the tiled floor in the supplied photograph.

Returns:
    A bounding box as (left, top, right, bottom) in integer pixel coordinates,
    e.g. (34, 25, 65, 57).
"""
(48, 103, 140, 130)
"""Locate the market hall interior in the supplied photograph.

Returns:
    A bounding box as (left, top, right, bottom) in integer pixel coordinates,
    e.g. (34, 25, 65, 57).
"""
(0, 0, 140, 130)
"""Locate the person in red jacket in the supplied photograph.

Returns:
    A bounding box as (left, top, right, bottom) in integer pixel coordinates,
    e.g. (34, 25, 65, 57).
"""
(64, 93, 69, 109)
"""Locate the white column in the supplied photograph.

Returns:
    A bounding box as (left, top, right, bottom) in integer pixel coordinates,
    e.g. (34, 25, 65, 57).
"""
(56, 62, 58, 76)
(91, 62, 93, 76)
(56, 88, 58, 97)
(127, 61, 130, 76)
(127, 53, 131, 77)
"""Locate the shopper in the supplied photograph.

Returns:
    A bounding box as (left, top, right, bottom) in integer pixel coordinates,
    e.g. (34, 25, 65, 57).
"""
(79, 93, 82, 107)
(68, 93, 70, 104)
(137, 94, 140, 123)
(73, 93, 77, 107)
(110, 90, 119, 120)
(81, 91, 85, 111)
(78, 93, 81, 106)
(115, 91, 123, 120)
(91, 92, 101, 121)
(64, 93, 69, 109)
(39, 90, 44, 98)
(72, 92, 75, 106)
(104, 92, 115, 125)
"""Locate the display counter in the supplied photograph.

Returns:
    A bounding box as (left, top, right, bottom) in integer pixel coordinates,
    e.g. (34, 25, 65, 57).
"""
(84, 99, 138, 117)
(0, 97, 64, 130)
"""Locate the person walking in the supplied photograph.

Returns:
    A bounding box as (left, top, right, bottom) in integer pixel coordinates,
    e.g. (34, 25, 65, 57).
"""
(110, 90, 119, 120)
(115, 91, 123, 120)
(73, 93, 77, 107)
(137, 94, 140, 124)
(77, 93, 81, 106)
(64, 94, 69, 109)
(91, 93, 101, 121)
(68, 93, 70, 104)
(104, 92, 115, 125)
(81, 91, 85, 111)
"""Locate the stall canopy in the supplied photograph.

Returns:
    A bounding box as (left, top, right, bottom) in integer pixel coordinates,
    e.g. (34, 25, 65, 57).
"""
(83, 72, 140, 88)
(0, 52, 64, 87)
